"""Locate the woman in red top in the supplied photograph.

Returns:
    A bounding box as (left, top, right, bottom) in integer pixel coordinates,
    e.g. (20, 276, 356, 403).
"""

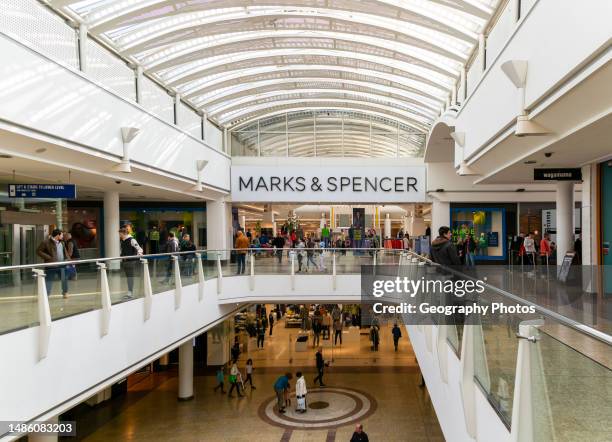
(539, 233, 552, 265)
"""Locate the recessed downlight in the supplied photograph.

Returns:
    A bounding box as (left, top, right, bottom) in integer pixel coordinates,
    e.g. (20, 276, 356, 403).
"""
(35, 148, 47, 154)
(132, 183, 142, 187)
(0, 154, 12, 159)
(524, 160, 536, 164)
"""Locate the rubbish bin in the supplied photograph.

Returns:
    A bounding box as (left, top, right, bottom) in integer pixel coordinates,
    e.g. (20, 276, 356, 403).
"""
(295, 334, 309, 352)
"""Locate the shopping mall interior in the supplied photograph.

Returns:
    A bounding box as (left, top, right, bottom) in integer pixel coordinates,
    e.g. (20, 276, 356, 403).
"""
(0, 0, 611, 441)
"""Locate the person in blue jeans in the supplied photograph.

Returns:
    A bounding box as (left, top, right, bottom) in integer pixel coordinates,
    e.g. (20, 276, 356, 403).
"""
(36, 229, 69, 298)
(273, 373, 293, 413)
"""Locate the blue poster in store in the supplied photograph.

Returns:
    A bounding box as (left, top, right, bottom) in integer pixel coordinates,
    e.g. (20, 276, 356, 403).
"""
(8, 184, 76, 199)
(487, 232, 499, 247)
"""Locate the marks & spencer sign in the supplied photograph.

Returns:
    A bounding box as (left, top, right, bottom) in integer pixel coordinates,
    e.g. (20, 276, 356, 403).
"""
(231, 166, 426, 202)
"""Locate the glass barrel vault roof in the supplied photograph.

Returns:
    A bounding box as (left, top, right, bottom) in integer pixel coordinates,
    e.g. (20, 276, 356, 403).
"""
(51, 0, 501, 155)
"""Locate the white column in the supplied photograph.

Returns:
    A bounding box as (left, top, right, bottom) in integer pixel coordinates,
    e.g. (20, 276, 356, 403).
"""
(384, 213, 391, 239)
(431, 199, 450, 239)
(556, 181, 574, 259)
(206, 200, 232, 259)
(103, 191, 120, 258)
(178, 340, 194, 401)
(240, 215, 246, 230)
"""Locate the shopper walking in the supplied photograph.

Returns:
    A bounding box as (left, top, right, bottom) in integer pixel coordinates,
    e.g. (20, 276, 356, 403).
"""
(431, 226, 461, 266)
(273, 373, 293, 413)
(540, 233, 552, 265)
(214, 366, 226, 393)
(306, 237, 318, 271)
(313, 347, 326, 387)
(333, 318, 343, 346)
(296, 238, 305, 272)
(524, 232, 536, 266)
(244, 359, 256, 390)
(234, 230, 249, 274)
(257, 319, 266, 349)
(231, 337, 241, 362)
(228, 362, 243, 397)
(312, 319, 322, 347)
(463, 233, 477, 268)
(36, 229, 70, 298)
(272, 232, 285, 263)
(179, 233, 196, 276)
(161, 231, 179, 284)
(119, 227, 143, 299)
(350, 424, 369, 442)
(370, 325, 380, 351)
(392, 323, 402, 351)
(268, 311, 275, 336)
(295, 371, 307, 413)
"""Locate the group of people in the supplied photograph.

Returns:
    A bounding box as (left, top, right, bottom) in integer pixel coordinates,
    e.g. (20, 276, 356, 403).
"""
(511, 231, 557, 265)
(36, 229, 81, 297)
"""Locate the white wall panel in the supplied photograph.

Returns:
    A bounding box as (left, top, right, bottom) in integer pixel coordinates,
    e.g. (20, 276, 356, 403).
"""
(0, 281, 238, 425)
(140, 76, 174, 124)
(457, 0, 612, 160)
(179, 102, 203, 139)
(86, 40, 136, 102)
(0, 33, 230, 192)
(0, 0, 78, 70)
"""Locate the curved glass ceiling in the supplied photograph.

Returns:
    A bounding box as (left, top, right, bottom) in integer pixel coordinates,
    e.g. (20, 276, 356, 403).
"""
(52, 0, 500, 154)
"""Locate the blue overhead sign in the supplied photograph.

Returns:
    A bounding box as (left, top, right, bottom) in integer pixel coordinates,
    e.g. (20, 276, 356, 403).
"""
(8, 184, 77, 199)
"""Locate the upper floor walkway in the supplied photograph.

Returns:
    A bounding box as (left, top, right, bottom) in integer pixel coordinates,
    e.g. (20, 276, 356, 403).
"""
(0, 248, 610, 441)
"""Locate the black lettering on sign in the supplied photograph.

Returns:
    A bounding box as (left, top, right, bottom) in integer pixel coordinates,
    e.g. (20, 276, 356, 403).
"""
(255, 177, 269, 191)
(270, 176, 281, 192)
(340, 177, 350, 191)
(407, 177, 418, 192)
(364, 177, 377, 192)
(327, 177, 337, 191)
(395, 177, 403, 192)
(283, 176, 295, 191)
(295, 176, 306, 191)
(353, 176, 362, 192)
(239, 176, 253, 191)
(380, 177, 392, 192)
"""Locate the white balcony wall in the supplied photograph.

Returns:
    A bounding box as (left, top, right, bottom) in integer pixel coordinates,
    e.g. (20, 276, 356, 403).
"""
(86, 40, 136, 102)
(456, 0, 612, 160)
(140, 76, 174, 124)
(485, 1, 516, 66)
(0, 33, 230, 192)
(0, 0, 79, 70)
(179, 102, 203, 139)
(0, 281, 238, 426)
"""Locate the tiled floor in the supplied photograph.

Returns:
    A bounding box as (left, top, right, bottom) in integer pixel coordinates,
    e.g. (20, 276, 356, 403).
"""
(71, 317, 443, 442)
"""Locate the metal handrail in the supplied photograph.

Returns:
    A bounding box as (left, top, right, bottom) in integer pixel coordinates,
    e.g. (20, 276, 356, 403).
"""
(0, 247, 401, 271)
(401, 250, 612, 346)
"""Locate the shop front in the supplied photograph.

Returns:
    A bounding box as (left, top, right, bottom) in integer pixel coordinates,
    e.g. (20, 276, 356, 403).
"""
(450, 203, 517, 262)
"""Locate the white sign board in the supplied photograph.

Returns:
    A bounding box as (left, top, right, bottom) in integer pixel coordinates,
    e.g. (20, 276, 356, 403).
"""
(231, 165, 426, 202)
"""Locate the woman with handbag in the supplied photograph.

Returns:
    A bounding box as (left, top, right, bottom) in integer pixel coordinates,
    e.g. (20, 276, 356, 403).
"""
(295, 371, 307, 413)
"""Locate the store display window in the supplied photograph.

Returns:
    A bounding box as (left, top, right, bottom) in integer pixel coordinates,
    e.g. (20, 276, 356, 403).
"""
(451, 207, 506, 260)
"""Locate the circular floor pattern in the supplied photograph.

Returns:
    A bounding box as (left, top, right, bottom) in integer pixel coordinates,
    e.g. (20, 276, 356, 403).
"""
(258, 387, 377, 430)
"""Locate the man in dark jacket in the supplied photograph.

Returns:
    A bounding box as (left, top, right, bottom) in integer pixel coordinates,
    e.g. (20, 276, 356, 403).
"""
(272, 233, 285, 263)
(431, 226, 461, 266)
(313, 347, 326, 387)
(350, 424, 369, 442)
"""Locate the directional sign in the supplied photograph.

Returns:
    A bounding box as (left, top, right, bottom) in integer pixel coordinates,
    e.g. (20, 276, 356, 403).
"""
(8, 184, 77, 199)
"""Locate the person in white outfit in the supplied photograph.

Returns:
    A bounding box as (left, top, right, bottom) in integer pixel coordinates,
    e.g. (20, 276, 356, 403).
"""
(295, 371, 308, 413)
(318, 240, 327, 271)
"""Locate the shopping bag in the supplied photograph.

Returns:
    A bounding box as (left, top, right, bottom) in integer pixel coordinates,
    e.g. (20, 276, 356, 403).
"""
(297, 396, 306, 410)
